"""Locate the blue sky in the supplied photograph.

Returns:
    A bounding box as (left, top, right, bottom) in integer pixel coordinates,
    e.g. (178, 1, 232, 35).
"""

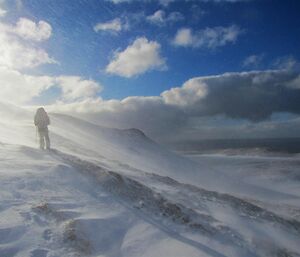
(1, 0, 300, 141)
(3, 0, 300, 100)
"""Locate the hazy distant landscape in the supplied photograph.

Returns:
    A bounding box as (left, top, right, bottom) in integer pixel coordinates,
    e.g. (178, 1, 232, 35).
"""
(170, 138, 300, 156)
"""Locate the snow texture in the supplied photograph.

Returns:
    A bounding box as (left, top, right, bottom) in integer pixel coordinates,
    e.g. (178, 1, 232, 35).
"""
(0, 102, 299, 257)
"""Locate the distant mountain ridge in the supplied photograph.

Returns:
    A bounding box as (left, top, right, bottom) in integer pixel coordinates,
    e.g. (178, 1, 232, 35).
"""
(169, 137, 300, 155)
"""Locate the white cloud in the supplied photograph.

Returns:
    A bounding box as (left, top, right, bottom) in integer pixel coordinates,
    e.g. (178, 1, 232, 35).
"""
(13, 18, 52, 41)
(108, 0, 169, 4)
(106, 37, 166, 78)
(0, 18, 55, 70)
(56, 76, 103, 102)
(147, 10, 165, 24)
(46, 69, 300, 141)
(0, 66, 54, 104)
(0, 66, 103, 105)
(242, 54, 264, 68)
(162, 79, 207, 106)
(273, 56, 298, 70)
(0, 15, 102, 107)
(287, 75, 300, 89)
(168, 12, 184, 22)
(166, 70, 300, 121)
(146, 10, 184, 25)
(0, 26, 55, 70)
(108, 0, 250, 5)
(173, 25, 242, 49)
(0, 7, 6, 17)
(158, 0, 175, 6)
(94, 18, 125, 33)
(173, 28, 193, 46)
(47, 98, 105, 113)
(108, 0, 130, 3)
(0, 0, 6, 17)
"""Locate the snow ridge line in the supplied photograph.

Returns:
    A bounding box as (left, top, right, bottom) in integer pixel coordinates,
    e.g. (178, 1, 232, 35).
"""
(146, 173, 300, 235)
(53, 148, 300, 232)
(48, 149, 300, 256)
(50, 151, 252, 243)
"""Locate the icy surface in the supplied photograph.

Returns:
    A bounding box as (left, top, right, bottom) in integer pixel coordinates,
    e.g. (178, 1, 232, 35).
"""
(0, 103, 300, 257)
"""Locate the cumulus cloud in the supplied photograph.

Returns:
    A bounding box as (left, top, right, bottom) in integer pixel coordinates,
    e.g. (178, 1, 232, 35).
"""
(108, 0, 131, 3)
(273, 55, 298, 70)
(242, 54, 264, 68)
(56, 76, 102, 102)
(162, 79, 207, 106)
(0, 9, 5, 17)
(106, 37, 166, 78)
(173, 25, 241, 49)
(0, 16, 103, 107)
(147, 10, 165, 24)
(286, 74, 300, 89)
(108, 0, 250, 5)
(13, 18, 52, 41)
(0, 7, 6, 17)
(47, 69, 300, 141)
(0, 36, 55, 70)
(163, 70, 300, 121)
(0, 0, 6, 17)
(94, 18, 126, 33)
(0, 18, 55, 70)
(146, 10, 184, 25)
(173, 28, 193, 46)
(0, 66, 103, 105)
(0, 66, 54, 104)
(160, 0, 250, 4)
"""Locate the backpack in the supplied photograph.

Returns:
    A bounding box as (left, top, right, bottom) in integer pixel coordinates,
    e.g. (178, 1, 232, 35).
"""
(34, 108, 50, 129)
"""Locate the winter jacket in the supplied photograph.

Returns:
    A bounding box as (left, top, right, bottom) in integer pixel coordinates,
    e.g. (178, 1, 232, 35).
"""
(34, 109, 50, 129)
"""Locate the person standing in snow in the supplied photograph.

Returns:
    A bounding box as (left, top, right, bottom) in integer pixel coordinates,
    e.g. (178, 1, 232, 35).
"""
(34, 107, 51, 150)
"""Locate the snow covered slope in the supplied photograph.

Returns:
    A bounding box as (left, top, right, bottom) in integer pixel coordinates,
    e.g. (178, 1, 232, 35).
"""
(0, 103, 300, 257)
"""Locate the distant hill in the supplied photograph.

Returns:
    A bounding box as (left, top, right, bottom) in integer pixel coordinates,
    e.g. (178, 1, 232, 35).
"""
(168, 137, 300, 155)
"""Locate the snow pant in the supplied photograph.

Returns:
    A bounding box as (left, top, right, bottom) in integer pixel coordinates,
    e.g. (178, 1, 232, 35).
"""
(38, 127, 50, 150)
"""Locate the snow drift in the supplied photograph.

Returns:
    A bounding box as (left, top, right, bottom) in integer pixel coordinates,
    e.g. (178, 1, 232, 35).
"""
(0, 102, 300, 257)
